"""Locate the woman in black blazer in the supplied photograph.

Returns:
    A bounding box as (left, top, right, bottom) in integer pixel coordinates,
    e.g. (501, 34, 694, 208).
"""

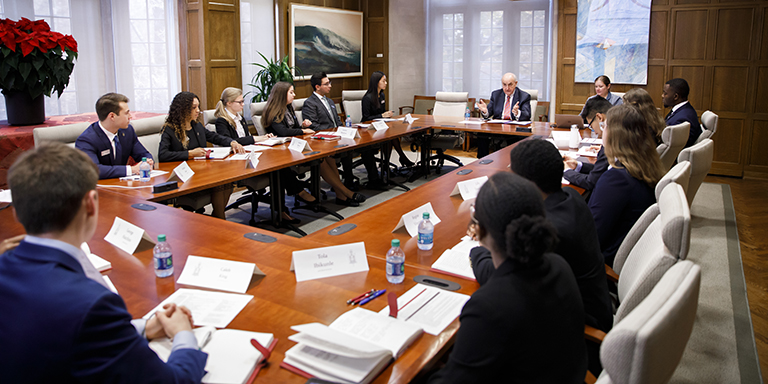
(588, 104, 663, 267)
(261, 82, 365, 207)
(361, 71, 414, 168)
(429, 172, 587, 383)
(213, 87, 315, 223)
(158, 91, 245, 219)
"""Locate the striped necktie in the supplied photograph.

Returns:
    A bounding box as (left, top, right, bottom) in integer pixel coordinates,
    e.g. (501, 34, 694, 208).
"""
(503, 95, 512, 120)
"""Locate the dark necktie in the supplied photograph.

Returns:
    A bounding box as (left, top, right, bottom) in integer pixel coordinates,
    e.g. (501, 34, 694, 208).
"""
(113, 135, 122, 163)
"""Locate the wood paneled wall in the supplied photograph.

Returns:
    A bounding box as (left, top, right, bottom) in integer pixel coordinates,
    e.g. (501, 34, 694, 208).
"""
(275, 0, 389, 103)
(556, 0, 768, 178)
(179, 0, 242, 110)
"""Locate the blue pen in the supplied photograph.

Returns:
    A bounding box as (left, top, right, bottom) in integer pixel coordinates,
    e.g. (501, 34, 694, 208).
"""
(358, 289, 387, 306)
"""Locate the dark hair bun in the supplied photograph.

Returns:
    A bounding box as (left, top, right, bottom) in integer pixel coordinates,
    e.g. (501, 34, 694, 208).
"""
(504, 215, 558, 266)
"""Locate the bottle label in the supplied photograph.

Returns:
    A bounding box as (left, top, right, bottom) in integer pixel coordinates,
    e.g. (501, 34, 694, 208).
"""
(155, 256, 173, 270)
(418, 231, 433, 245)
(387, 261, 404, 276)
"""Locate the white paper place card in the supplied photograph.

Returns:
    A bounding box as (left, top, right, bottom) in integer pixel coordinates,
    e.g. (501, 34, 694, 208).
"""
(0, 189, 12, 203)
(288, 137, 312, 152)
(291, 242, 369, 282)
(449, 175, 489, 200)
(404, 113, 416, 124)
(104, 217, 156, 255)
(371, 121, 389, 131)
(336, 127, 361, 139)
(246, 151, 261, 169)
(143, 288, 253, 328)
(392, 202, 442, 237)
(103, 276, 119, 294)
(561, 177, 570, 185)
(177, 255, 264, 293)
(166, 161, 194, 183)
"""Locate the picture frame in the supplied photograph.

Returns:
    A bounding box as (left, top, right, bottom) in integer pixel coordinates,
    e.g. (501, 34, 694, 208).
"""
(290, 4, 363, 80)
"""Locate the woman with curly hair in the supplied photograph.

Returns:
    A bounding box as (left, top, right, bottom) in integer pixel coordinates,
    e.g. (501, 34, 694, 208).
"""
(262, 82, 365, 207)
(588, 104, 663, 266)
(622, 88, 665, 145)
(159, 91, 245, 219)
(428, 172, 587, 383)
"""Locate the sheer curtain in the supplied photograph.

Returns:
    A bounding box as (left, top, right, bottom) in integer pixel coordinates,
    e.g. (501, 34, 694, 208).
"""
(0, 0, 181, 121)
(426, 0, 552, 101)
(240, 0, 275, 118)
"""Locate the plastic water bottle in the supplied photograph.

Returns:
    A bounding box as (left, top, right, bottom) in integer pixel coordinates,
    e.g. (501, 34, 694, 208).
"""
(345, 114, 352, 127)
(386, 239, 405, 284)
(417, 212, 434, 250)
(139, 157, 151, 182)
(465, 108, 471, 120)
(153, 234, 174, 278)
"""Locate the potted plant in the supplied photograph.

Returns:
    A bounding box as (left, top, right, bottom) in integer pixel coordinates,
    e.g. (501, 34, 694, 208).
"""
(247, 52, 301, 103)
(0, 17, 78, 125)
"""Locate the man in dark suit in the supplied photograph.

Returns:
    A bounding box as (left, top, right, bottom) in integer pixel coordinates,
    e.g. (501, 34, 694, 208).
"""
(563, 97, 614, 194)
(303, 72, 385, 190)
(475, 72, 532, 157)
(469, 139, 612, 376)
(75, 93, 154, 179)
(0, 143, 207, 383)
(663, 78, 702, 148)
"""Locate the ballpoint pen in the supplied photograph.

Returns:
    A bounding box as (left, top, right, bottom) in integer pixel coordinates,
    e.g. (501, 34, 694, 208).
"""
(352, 289, 378, 305)
(358, 289, 387, 306)
(347, 289, 375, 305)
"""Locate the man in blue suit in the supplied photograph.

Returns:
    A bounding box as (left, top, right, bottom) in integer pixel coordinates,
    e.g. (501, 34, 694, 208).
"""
(0, 143, 207, 383)
(475, 72, 532, 157)
(76, 93, 154, 179)
(662, 78, 702, 148)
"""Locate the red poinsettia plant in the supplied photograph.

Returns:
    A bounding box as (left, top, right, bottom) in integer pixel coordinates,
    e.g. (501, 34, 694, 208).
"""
(0, 17, 78, 99)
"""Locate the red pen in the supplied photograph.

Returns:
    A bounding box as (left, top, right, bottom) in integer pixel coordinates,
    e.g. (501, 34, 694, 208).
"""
(352, 289, 379, 305)
(347, 289, 374, 305)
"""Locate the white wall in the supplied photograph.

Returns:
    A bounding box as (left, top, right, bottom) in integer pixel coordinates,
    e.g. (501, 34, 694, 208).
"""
(388, 0, 427, 112)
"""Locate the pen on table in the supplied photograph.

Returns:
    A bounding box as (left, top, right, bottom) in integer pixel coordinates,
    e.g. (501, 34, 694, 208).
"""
(351, 289, 378, 305)
(358, 289, 387, 306)
(347, 289, 375, 305)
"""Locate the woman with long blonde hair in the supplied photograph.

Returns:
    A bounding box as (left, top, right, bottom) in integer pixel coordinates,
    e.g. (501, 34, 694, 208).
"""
(588, 104, 663, 266)
(262, 82, 366, 207)
(622, 88, 664, 145)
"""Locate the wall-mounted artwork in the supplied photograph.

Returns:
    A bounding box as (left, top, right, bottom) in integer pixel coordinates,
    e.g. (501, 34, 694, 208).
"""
(290, 4, 363, 80)
(574, 0, 652, 85)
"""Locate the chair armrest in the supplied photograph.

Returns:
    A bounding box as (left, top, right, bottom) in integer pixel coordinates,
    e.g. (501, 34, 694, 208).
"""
(427, 107, 434, 115)
(584, 324, 606, 344)
(399, 106, 414, 115)
(605, 264, 619, 283)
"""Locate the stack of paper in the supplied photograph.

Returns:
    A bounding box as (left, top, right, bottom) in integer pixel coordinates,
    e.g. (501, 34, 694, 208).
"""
(430, 236, 479, 281)
(150, 326, 274, 384)
(143, 288, 253, 328)
(282, 307, 423, 384)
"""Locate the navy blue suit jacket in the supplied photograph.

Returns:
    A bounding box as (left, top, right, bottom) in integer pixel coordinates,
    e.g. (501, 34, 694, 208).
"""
(75, 122, 152, 179)
(588, 167, 656, 267)
(303, 93, 342, 130)
(0, 241, 207, 383)
(485, 88, 531, 121)
(665, 102, 702, 148)
(431, 254, 587, 383)
(563, 146, 608, 191)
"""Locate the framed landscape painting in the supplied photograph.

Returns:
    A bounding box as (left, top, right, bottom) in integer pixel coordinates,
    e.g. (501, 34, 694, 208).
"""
(574, 0, 652, 85)
(290, 4, 363, 80)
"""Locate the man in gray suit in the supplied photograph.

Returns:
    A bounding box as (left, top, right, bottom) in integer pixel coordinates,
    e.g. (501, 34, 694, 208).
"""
(303, 72, 386, 190)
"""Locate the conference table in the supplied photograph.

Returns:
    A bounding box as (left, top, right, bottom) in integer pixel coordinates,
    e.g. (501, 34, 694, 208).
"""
(0, 115, 597, 383)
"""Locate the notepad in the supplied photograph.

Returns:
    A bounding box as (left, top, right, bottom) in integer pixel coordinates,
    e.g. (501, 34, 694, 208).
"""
(430, 236, 479, 281)
(283, 307, 423, 384)
(150, 326, 274, 384)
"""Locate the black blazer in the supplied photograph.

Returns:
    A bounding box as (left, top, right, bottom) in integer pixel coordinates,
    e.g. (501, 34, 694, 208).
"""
(361, 91, 386, 122)
(665, 102, 702, 148)
(563, 146, 608, 191)
(215, 115, 254, 145)
(430, 254, 587, 383)
(266, 107, 305, 137)
(303, 93, 342, 130)
(158, 121, 234, 162)
(588, 167, 656, 267)
(470, 188, 613, 333)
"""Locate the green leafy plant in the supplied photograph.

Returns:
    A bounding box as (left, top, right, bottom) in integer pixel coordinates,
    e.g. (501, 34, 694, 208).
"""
(247, 52, 301, 103)
(0, 17, 78, 99)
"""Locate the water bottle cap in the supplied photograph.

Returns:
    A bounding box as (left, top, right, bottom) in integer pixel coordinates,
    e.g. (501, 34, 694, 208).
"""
(142, 157, 147, 162)
(423, 212, 430, 219)
(391, 239, 400, 247)
(157, 234, 166, 242)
